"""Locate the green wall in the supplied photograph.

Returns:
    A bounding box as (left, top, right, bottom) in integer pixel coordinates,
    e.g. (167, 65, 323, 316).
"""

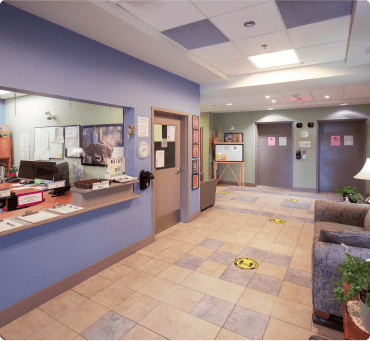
(5, 95, 123, 183)
(200, 112, 210, 181)
(203, 104, 370, 192)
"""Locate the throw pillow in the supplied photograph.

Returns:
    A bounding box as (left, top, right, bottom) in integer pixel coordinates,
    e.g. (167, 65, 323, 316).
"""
(319, 230, 370, 249)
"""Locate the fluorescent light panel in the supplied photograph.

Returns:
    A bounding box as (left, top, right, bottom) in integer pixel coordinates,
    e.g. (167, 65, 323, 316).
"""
(249, 49, 299, 69)
(0, 90, 11, 95)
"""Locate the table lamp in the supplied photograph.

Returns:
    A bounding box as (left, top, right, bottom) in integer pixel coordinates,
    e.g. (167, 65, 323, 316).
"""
(353, 158, 370, 203)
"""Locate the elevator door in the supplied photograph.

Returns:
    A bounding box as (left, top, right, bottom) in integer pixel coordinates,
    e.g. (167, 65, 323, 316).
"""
(257, 123, 293, 188)
(319, 120, 365, 193)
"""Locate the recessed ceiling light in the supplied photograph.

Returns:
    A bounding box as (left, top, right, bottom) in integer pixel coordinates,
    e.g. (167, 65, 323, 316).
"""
(340, 103, 348, 106)
(226, 103, 233, 106)
(268, 108, 274, 110)
(272, 100, 276, 103)
(325, 95, 330, 98)
(265, 95, 270, 99)
(244, 21, 255, 27)
(249, 49, 299, 69)
(0, 90, 11, 95)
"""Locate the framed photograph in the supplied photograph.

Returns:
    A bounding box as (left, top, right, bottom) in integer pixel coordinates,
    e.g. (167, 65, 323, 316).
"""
(81, 124, 123, 166)
(192, 129, 199, 144)
(192, 143, 199, 158)
(192, 159, 199, 174)
(192, 173, 199, 190)
(224, 133, 234, 142)
(234, 133, 243, 142)
(192, 115, 199, 130)
(224, 133, 243, 143)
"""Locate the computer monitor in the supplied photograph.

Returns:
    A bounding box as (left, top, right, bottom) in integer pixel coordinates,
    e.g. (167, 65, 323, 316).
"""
(50, 162, 70, 196)
(35, 161, 57, 181)
(18, 160, 38, 180)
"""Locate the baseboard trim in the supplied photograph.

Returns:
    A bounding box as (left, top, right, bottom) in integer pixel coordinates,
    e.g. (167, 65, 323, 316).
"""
(218, 180, 256, 187)
(189, 210, 201, 222)
(292, 187, 318, 193)
(0, 233, 155, 328)
(312, 314, 344, 333)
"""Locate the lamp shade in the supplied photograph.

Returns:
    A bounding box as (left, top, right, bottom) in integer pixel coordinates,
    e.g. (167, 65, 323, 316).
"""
(354, 158, 370, 180)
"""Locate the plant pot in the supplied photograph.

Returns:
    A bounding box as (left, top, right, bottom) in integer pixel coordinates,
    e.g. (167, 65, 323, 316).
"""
(344, 196, 350, 203)
(359, 294, 370, 333)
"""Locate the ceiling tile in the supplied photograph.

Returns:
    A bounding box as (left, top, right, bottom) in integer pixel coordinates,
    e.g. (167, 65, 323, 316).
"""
(279, 90, 313, 103)
(288, 16, 351, 49)
(191, 42, 245, 64)
(310, 87, 344, 101)
(212, 58, 259, 75)
(234, 30, 292, 57)
(210, 2, 286, 41)
(275, 0, 353, 29)
(343, 84, 370, 99)
(118, 1, 206, 31)
(296, 40, 347, 63)
(191, 0, 269, 18)
(251, 93, 284, 104)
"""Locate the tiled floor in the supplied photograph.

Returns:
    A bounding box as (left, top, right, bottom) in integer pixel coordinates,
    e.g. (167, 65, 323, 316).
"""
(0, 185, 345, 340)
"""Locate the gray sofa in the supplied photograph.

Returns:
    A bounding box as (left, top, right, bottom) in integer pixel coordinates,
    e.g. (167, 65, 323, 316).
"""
(312, 200, 370, 321)
(200, 178, 217, 211)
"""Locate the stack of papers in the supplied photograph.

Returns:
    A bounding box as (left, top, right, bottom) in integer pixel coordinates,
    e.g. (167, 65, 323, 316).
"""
(47, 204, 85, 214)
(17, 211, 58, 223)
(0, 219, 24, 233)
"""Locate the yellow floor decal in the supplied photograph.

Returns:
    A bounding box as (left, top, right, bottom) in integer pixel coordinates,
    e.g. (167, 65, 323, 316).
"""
(286, 198, 298, 202)
(269, 218, 286, 224)
(220, 191, 229, 194)
(234, 258, 259, 270)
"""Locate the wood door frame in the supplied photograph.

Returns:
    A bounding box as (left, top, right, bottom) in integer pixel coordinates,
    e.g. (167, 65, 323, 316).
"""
(151, 107, 189, 235)
(316, 118, 367, 193)
(255, 121, 294, 186)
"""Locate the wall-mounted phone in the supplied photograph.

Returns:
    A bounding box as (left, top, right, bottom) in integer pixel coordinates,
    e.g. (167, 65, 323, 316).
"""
(296, 150, 301, 160)
(140, 170, 154, 190)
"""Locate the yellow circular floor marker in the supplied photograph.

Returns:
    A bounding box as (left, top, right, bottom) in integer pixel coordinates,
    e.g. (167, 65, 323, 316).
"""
(220, 191, 229, 194)
(286, 198, 298, 202)
(269, 218, 286, 224)
(234, 258, 259, 270)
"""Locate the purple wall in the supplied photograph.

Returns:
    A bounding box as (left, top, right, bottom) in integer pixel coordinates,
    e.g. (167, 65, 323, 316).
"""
(0, 3, 200, 311)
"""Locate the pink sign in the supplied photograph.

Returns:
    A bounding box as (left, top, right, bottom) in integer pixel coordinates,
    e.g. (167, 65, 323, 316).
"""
(268, 137, 275, 146)
(331, 136, 340, 146)
(17, 190, 44, 208)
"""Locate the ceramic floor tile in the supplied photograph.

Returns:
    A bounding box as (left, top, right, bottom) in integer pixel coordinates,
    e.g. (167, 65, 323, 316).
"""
(154, 248, 184, 264)
(165, 230, 189, 241)
(284, 268, 312, 288)
(158, 283, 204, 313)
(138, 277, 173, 300)
(190, 295, 235, 327)
(136, 258, 171, 276)
(273, 236, 298, 248)
(198, 238, 225, 250)
(137, 244, 166, 257)
(119, 253, 152, 268)
(26, 320, 77, 340)
(243, 220, 266, 228)
(252, 233, 277, 243)
(174, 254, 205, 271)
(188, 219, 209, 228)
(200, 223, 224, 231)
(289, 257, 312, 273)
(98, 263, 133, 282)
(239, 247, 268, 262)
(121, 324, 166, 340)
(90, 283, 135, 310)
(218, 242, 245, 255)
(151, 237, 179, 249)
(175, 225, 198, 234)
(269, 243, 295, 257)
(219, 266, 254, 286)
(271, 297, 312, 330)
(73, 335, 86, 340)
(140, 302, 221, 340)
(181, 234, 206, 245)
(224, 305, 270, 339)
(263, 252, 291, 267)
(112, 292, 159, 323)
(217, 225, 240, 235)
(0, 309, 54, 340)
(38, 290, 87, 320)
(247, 274, 283, 296)
(168, 241, 196, 253)
(196, 260, 229, 278)
(191, 228, 214, 238)
(263, 317, 314, 340)
(157, 264, 193, 284)
(256, 262, 287, 281)
(181, 272, 244, 304)
(116, 269, 155, 291)
(237, 288, 277, 316)
(278, 281, 312, 307)
(215, 328, 250, 340)
(72, 275, 113, 298)
(208, 250, 237, 266)
(187, 245, 216, 259)
(57, 300, 109, 334)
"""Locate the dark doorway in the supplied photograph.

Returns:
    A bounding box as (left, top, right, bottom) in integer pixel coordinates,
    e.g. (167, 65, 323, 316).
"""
(318, 120, 366, 193)
(256, 122, 293, 188)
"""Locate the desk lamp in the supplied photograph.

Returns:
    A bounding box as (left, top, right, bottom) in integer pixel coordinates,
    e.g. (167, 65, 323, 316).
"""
(353, 158, 370, 203)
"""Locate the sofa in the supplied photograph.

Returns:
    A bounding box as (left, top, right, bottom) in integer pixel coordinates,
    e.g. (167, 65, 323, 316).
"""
(312, 200, 370, 322)
(200, 178, 217, 211)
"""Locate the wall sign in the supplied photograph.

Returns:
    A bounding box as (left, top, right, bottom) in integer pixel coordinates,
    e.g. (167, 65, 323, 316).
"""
(331, 136, 340, 146)
(47, 180, 66, 190)
(344, 136, 353, 146)
(268, 137, 275, 146)
(279, 137, 287, 146)
(137, 117, 149, 137)
(298, 141, 312, 148)
(0, 188, 11, 198)
(92, 181, 110, 191)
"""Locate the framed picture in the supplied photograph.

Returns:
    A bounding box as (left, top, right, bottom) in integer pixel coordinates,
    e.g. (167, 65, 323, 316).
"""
(192, 144, 199, 158)
(192, 173, 199, 190)
(192, 115, 199, 130)
(81, 124, 123, 166)
(192, 129, 199, 144)
(224, 133, 243, 143)
(234, 133, 243, 142)
(224, 133, 234, 142)
(192, 159, 199, 174)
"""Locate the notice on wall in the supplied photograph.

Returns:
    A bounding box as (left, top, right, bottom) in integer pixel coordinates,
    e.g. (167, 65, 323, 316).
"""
(268, 137, 275, 146)
(111, 147, 124, 158)
(161, 138, 168, 148)
(57, 127, 64, 144)
(156, 150, 165, 168)
(49, 127, 56, 143)
(298, 140, 312, 148)
(65, 126, 80, 157)
(279, 137, 287, 146)
(49, 142, 63, 159)
(19, 134, 30, 161)
(344, 135, 353, 146)
(167, 126, 176, 142)
(138, 117, 149, 137)
(331, 136, 340, 146)
(35, 128, 41, 147)
(154, 125, 162, 142)
(41, 128, 49, 150)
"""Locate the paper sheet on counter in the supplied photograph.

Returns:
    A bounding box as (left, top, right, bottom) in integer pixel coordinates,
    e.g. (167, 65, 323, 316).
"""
(47, 204, 85, 214)
(0, 219, 24, 233)
(16, 211, 59, 224)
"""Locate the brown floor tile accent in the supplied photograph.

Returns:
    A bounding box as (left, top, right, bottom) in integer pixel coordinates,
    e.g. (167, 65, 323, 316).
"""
(174, 254, 205, 271)
(137, 258, 171, 276)
(98, 263, 133, 282)
(208, 250, 237, 266)
(138, 277, 173, 300)
(90, 283, 135, 310)
(119, 253, 152, 268)
(263, 318, 313, 340)
(215, 328, 249, 340)
(238, 288, 277, 316)
(239, 247, 267, 262)
(196, 260, 228, 278)
(121, 324, 166, 340)
(116, 269, 155, 291)
(154, 249, 184, 264)
(279, 281, 312, 307)
(247, 274, 283, 296)
(168, 241, 195, 253)
(72, 275, 113, 298)
(256, 262, 287, 281)
(220, 266, 254, 286)
(263, 252, 291, 267)
(187, 245, 216, 259)
(157, 264, 193, 284)
(27, 320, 77, 340)
(284, 268, 312, 288)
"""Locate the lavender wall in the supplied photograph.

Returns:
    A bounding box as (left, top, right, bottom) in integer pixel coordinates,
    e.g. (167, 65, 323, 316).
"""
(0, 3, 200, 311)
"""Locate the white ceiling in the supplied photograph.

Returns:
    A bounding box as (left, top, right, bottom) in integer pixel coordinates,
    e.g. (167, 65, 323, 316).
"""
(5, 0, 370, 113)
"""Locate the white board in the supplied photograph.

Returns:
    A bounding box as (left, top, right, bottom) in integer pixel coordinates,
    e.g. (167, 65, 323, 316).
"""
(215, 144, 243, 162)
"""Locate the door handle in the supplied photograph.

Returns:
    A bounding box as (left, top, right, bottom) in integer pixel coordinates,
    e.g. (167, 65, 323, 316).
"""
(176, 167, 181, 174)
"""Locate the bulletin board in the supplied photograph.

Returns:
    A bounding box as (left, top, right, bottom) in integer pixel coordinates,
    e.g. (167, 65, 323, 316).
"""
(34, 126, 65, 161)
(154, 124, 176, 169)
(64, 125, 81, 158)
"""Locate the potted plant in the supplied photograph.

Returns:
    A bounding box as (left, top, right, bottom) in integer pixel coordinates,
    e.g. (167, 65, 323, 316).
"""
(331, 252, 370, 332)
(337, 186, 363, 203)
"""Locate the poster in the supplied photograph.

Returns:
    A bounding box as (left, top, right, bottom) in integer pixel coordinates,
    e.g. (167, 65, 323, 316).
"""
(154, 124, 162, 142)
(268, 137, 275, 146)
(156, 150, 164, 168)
(193, 130, 199, 144)
(167, 126, 175, 142)
(192, 144, 199, 158)
(138, 117, 149, 137)
(192, 115, 199, 130)
(331, 136, 340, 146)
(192, 173, 199, 190)
(279, 137, 287, 146)
(192, 159, 199, 174)
(344, 136, 353, 146)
